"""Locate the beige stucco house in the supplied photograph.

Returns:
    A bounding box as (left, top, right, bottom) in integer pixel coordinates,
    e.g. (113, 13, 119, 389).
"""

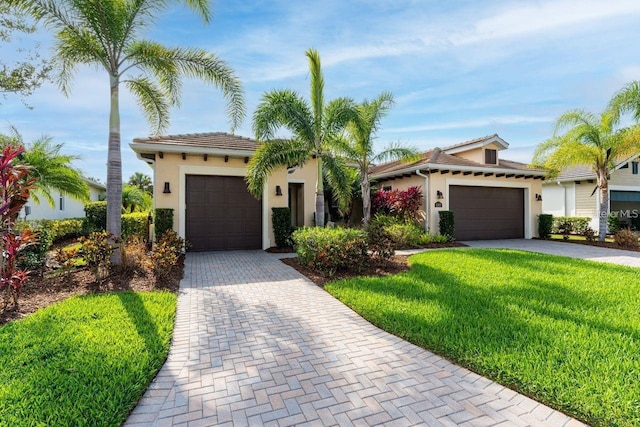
(370, 134, 546, 240)
(130, 132, 318, 251)
(542, 156, 640, 230)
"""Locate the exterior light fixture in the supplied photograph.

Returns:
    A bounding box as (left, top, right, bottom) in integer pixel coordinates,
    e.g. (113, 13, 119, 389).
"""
(244, 157, 249, 164)
(535, 193, 542, 201)
(224, 155, 229, 162)
(436, 190, 444, 199)
(163, 182, 171, 194)
(275, 185, 283, 196)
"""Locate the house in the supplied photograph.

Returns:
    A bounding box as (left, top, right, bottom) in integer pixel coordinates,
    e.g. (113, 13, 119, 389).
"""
(542, 157, 640, 229)
(130, 132, 318, 251)
(21, 178, 106, 221)
(370, 134, 546, 240)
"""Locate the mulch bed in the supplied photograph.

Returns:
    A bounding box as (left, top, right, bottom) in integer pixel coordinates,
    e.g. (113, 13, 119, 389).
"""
(538, 237, 640, 252)
(396, 242, 468, 250)
(0, 257, 183, 327)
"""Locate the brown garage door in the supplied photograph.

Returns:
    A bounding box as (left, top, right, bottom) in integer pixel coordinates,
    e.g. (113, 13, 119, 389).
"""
(449, 186, 524, 240)
(185, 175, 262, 251)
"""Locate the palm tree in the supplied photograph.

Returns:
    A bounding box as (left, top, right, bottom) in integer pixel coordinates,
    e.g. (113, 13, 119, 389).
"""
(122, 184, 152, 213)
(15, 0, 245, 245)
(532, 108, 640, 241)
(609, 81, 640, 122)
(128, 172, 153, 195)
(0, 128, 89, 206)
(247, 48, 355, 226)
(332, 91, 419, 225)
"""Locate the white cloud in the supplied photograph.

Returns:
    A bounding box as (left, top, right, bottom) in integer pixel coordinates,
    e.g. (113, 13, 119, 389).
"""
(385, 115, 554, 133)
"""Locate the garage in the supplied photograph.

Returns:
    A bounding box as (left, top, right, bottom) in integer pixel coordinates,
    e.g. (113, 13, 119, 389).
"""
(449, 185, 524, 240)
(185, 175, 262, 251)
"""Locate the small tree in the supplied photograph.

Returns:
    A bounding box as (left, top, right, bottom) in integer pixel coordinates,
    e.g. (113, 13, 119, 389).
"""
(0, 145, 37, 311)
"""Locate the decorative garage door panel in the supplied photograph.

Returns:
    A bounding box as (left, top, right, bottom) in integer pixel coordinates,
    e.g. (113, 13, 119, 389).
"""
(449, 186, 524, 240)
(186, 175, 262, 251)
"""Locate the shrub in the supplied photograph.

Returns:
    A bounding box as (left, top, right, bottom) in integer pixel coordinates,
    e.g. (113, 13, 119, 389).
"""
(14, 221, 52, 270)
(538, 214, 553, 239)
(120, 236, 149, 274)
(38, 218, 84, 242)
(428, 234, 450, 244)
(372, 186, 423, 223)
(384, 223, 425, 248)
(608, 213, 621, 234)
(583, 227, 597, 242)
(151, 231, 187, 281)
(154, 208, 174, 238)
(121, 212, 149, 241)
(272, 207, 293, 248)
(84, 201, 107, 232)
(79, 231, 115, 281)
(293, 227, 368, 276)
(438, 211, 455, 242)
(552, 216, 591, 235)
(614, 228, 638, 248)
(367, 221, 395, 263)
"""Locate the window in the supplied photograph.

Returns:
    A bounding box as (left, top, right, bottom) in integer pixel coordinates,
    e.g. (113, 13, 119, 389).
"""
(633, 162, 638, 175)
(59, 195, 65, 211)
(485, 149, 497, 165)
(383, 185, 392, 191)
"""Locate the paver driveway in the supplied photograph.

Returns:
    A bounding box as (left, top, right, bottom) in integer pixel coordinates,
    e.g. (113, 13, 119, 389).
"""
(126, 251, 583, 427)
(465, 239, 640, 267)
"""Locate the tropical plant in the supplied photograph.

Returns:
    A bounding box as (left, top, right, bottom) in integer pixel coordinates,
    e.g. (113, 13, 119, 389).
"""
(332, 92, 419, 225)
(14, 0, 245, 251)
(609, 80, 640, 123)
(128, 172, 153, 195)
(371, 186, 423, 223)
(0, 128, 89, 206)
(247, 48, 356, 226)
(532, 105, 640, 241)
(122, 184, 152, 213)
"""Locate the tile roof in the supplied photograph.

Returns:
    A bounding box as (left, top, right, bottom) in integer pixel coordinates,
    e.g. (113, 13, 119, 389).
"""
(369, 148, 542, 177)
(555, 165, 595, 181)
(132, 132, 259, 152)
(441, 134, 501, 151)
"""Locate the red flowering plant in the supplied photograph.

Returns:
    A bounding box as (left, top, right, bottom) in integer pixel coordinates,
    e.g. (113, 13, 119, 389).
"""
(0, 145, 38, 311)
(372, 185, 423, 223)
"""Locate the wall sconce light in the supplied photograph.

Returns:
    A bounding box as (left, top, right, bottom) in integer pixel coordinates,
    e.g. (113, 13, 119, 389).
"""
(158, 151, 164, 159)
(244, 157, 249, 164)
(436, 190, 444, 199)
(203, 154, 208, 161)
(181, 153, 186, 160)
(535, 193, 542, 201)
(275, 185, 283, 196)
(163, 182, 171, 194)
(224, 155, 229, 163)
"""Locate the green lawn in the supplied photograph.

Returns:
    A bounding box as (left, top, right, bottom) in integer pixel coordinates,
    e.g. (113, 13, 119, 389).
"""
(326, 249, 640, 426)
(0, 291, 176, 426)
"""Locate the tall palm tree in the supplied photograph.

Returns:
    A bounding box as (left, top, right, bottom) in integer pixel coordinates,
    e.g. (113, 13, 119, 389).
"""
(332, 91, 419, 225)
(0, 128, 89, 206)
(609, 81, 640, 122)
(128, 172, 153, 195)
(247, 48, 355, 226)
(14, 0, 245, 244)
(532, 108, 640, 241)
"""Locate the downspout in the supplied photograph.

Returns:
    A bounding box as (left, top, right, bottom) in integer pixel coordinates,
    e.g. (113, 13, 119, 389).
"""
(416, 169, 430, 232)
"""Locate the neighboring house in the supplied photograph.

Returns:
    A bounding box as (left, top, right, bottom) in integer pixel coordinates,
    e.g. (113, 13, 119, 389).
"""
(542, 156, 640, 230)
(130, 132, 318, 251)
(21, 178, 106, 221)
(370, 134, 546, 240)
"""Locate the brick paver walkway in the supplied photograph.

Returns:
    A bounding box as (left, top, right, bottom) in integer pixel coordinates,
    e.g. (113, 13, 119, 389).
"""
(126, 251, 584, 426)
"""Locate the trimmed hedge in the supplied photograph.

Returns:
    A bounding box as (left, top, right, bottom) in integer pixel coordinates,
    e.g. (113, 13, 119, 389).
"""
(438, 210, 455, 242)
(293, 227, 368, 276)
(122, 212, 149, 241)
(538, 214, 553, 239)
(154, 208, 174, 238)
(272, 207, 293, 248)
(384, 223, 426, 248)
(552, 216, 591, 235)
(84, 201, 107, 232)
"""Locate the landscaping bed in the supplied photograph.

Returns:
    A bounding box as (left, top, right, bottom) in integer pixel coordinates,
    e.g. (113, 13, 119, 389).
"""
(323, 249, 640, 426)
(541, 235, 640, 252)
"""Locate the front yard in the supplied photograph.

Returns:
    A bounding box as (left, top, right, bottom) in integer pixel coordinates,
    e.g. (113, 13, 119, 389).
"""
(325, 249, 640, 426)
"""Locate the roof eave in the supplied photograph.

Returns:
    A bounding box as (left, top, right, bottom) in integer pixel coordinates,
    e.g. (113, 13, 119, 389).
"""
(443, 135, 509, 155)
(129, 142, 255, 158)
(371, 163, 546, 180)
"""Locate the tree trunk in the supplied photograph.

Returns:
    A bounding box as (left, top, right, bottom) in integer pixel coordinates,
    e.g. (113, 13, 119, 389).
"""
(361, 170, 371, 226)
(315, 156, 324, 227)
(107, 74, 122, 262)
(597, 173, 609, 242)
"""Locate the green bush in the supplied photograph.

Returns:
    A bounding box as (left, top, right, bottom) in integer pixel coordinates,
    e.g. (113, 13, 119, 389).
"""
(367, 221, 395, 262)
(384, 223, 426, 248)
(14, 222, 52, 270)
(552, 216, 591, 235)
(79, 231, 115, 281)
(151, 231, 187, 280)
(293, 227, 368, 276)
(272, 207, 293, 248)
(154, 208, 174, 238)
(84, 201, 107, 232)
(608, 214, 621, 234)
(614, 228, 638, 248)
(37, 218, 84, 242)
(438, 210, 455, 242)
(122, 212, 149, 241)
(538, 214, 553, 239)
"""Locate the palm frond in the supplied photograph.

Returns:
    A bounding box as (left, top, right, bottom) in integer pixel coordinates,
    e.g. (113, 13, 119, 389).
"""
(372, 143, 421, 164)
(246, 139, 310, 197)
(322, 153, 354, 212)
(125, 76, 171, 133)
(252, 90, 314, 143)
(553, 109, 597, 136)
(322, 97, 357, 142)
(306, 48, 324, 138)
(608, 80, 640, 123)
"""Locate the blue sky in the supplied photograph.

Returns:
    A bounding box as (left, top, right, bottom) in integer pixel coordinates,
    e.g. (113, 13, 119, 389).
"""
(3, 0, 640, 182)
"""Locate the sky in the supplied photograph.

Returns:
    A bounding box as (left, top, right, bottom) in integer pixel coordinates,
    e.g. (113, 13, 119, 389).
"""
(2, 0, 640, 183)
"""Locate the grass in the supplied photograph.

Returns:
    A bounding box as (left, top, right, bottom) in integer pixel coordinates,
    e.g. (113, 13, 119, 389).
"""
(326, 249, 640, 426)
(0, 291, 177, 426)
